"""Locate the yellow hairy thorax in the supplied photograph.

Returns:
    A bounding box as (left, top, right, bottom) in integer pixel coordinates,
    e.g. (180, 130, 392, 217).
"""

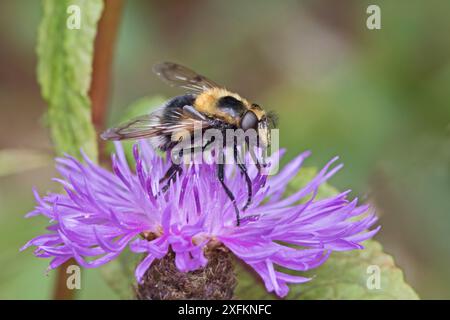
(194, 88, 250, 124)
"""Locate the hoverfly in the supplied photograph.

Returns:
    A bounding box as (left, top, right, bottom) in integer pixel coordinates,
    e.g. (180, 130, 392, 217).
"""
(101, 62, 276, 225)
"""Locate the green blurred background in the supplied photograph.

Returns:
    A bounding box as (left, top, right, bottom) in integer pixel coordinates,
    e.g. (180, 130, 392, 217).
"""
(0, 0, 449, 299)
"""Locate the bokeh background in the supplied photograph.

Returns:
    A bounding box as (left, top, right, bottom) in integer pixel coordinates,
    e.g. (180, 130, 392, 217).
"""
(0, 0, 449, 299)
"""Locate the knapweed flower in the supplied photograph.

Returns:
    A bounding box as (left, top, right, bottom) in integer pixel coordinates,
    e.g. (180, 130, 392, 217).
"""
(22, 141, 379, 298)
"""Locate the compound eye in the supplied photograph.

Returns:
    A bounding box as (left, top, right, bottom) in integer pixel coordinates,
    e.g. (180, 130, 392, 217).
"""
(240, 111, 258, 131)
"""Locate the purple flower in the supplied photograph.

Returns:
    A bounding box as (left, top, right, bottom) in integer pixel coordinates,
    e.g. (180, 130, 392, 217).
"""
(22, 141, 379, 297)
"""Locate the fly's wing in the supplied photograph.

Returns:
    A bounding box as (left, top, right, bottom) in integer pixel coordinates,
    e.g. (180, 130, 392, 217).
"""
(101, 113, 162, 141)
(152, 62, 222, 93)
(101, 104, 211, 150)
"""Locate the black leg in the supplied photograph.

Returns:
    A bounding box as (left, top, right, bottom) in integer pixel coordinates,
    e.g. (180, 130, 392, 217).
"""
(159, 162, 182, 193)
(218, 162, 241, 226)
(246, 139, 262, 174)
(160, 138, 215, 193)
(185, 138, 215, 156)
(248, 144, 270, 175)
(234, 145, 252, 211)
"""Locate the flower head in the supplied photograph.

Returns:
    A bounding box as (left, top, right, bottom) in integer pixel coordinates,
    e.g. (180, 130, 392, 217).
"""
(22, 141, 379, 297)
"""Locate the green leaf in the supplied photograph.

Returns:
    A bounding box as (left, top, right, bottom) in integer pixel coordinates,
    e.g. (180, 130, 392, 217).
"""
(0, 149, 51, 177)
(235, 167, 419, 300)
(235, 240, 419, 300)
(37, 0, 103, 160)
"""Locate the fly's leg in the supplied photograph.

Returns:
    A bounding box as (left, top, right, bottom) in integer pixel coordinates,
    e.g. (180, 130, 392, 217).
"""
(234, 144, 252, 211)
(159, 143, 184, 193)
(247, 141, 268, 184)
(246, 138, 262, 174)
(159, 162, 182, 193)
(217, 162, 241, 226)
(160, 138, 215, 193)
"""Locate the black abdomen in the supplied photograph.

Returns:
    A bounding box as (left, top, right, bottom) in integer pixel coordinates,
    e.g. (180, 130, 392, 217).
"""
(162, 94, 196, 123)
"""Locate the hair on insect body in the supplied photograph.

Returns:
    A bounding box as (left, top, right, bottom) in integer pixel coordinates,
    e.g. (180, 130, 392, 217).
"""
(101, 62, 277, 226)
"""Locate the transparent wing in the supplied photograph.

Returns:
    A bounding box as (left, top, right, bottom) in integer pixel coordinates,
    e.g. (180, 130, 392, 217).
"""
(152, 62, 221, 93)
(101, 105, 210, 145)
(101, 113, 164, 141)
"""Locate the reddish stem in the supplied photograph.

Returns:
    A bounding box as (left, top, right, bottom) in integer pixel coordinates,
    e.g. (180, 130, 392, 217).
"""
(90, 0, 125, 161)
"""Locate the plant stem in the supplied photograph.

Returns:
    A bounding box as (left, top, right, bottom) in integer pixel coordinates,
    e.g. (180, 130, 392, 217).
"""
(90, 0, 124, 161)
(53, 260, 75, 300)
(52, 0, 124, 300)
